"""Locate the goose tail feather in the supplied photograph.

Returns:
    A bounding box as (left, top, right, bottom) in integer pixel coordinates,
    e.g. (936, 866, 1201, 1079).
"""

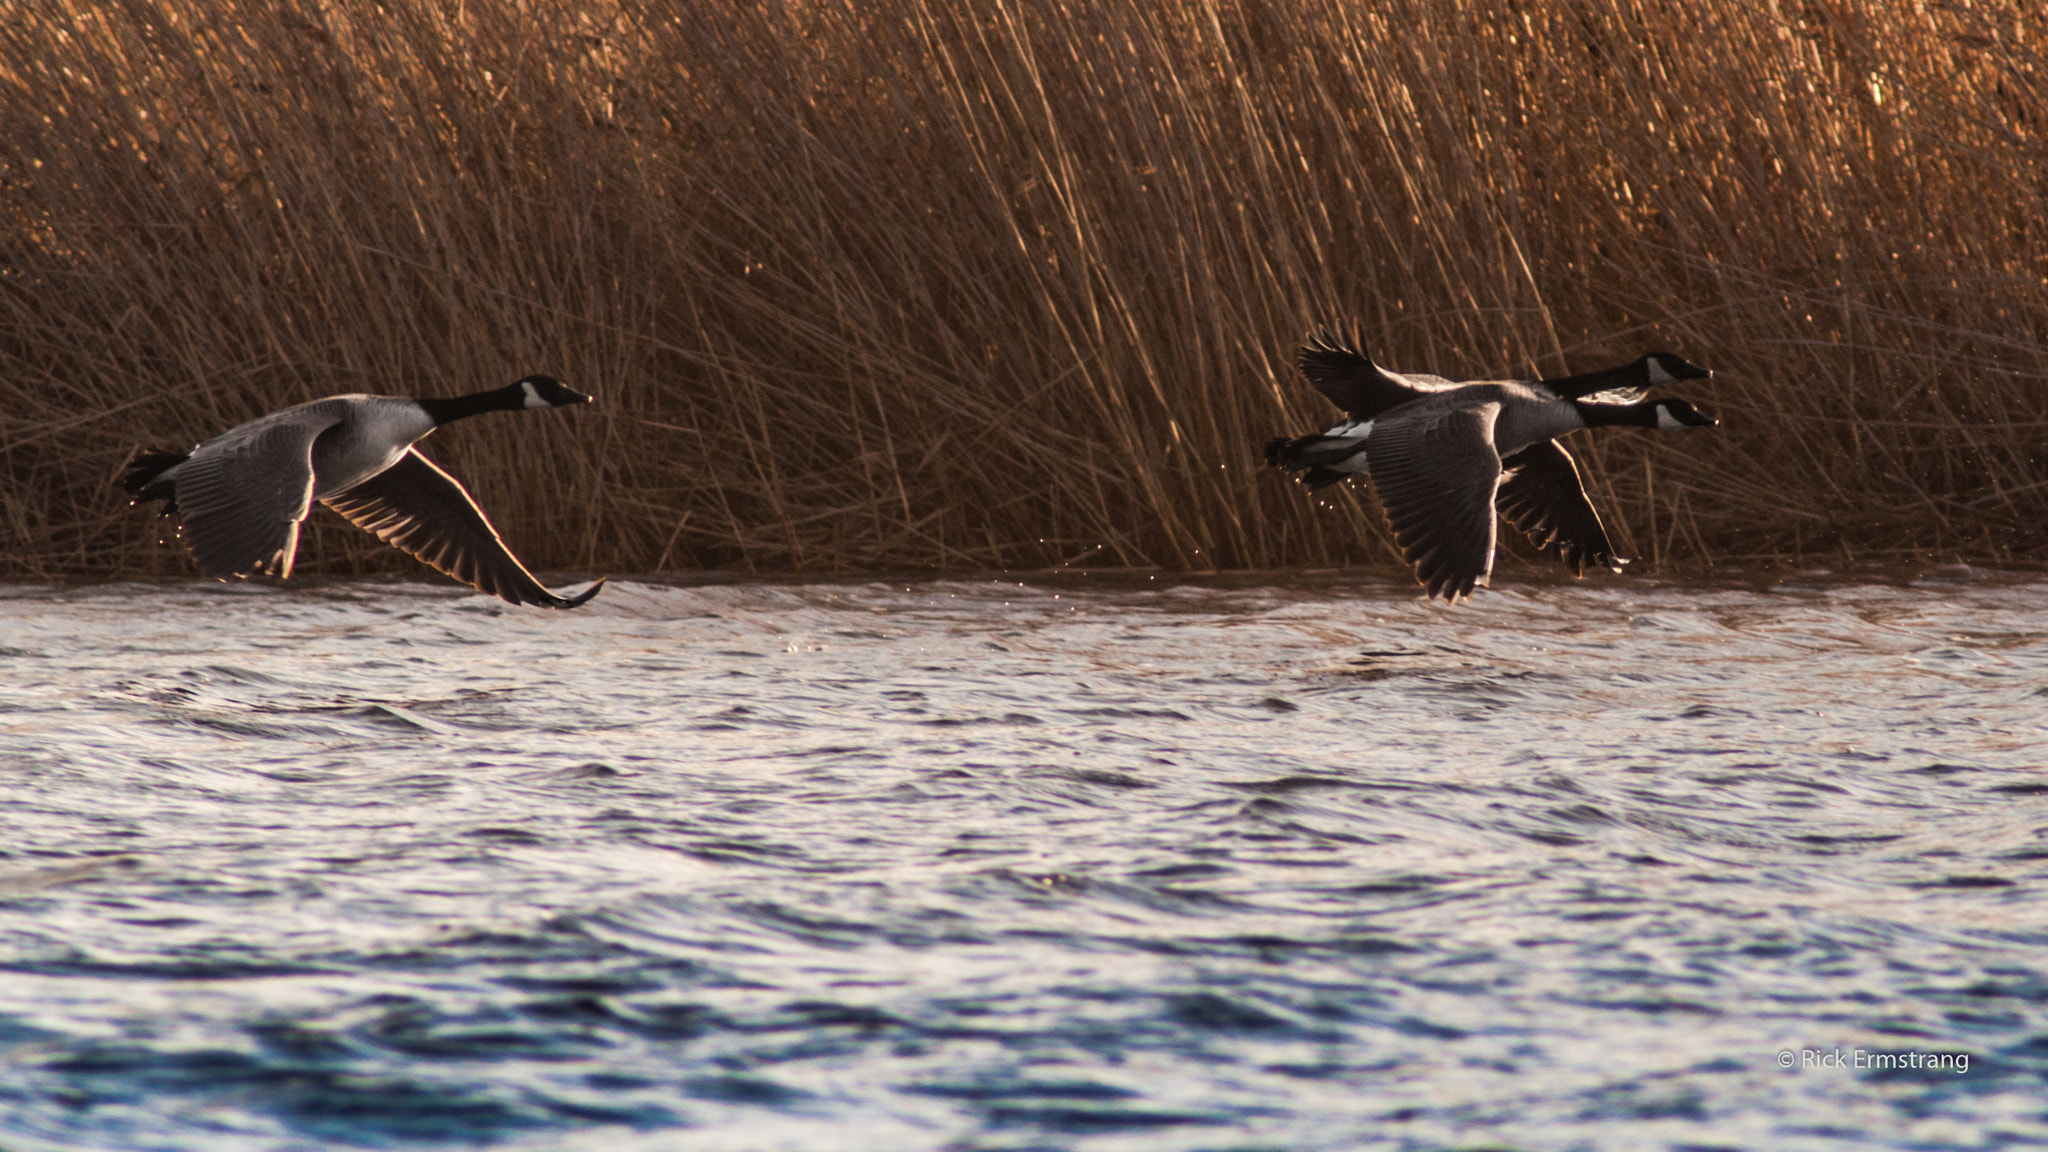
(121, 449, 191, 510)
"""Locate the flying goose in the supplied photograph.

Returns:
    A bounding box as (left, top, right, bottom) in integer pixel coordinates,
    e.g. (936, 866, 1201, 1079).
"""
(1267, 330, 1716, 602)
(122, 375, 605, 608)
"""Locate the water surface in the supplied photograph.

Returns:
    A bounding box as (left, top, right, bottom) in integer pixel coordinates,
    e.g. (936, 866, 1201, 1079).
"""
(0, 572, 2044, 1150)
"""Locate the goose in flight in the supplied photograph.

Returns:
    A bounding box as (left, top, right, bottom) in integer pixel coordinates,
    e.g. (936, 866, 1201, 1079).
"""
(1267, 330, 1716, 602)
(122, 375, 604, 608)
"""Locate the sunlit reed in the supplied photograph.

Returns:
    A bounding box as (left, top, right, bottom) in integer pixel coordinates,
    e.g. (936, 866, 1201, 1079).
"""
(4, 0, 2044, 579)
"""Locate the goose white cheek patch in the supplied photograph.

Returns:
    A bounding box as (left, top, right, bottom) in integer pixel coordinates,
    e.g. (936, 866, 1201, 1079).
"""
(521, 382, 549, 410)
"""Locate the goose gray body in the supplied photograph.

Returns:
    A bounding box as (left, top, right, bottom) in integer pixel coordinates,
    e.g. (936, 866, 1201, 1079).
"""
(1267, 330, 1716, 602)
(123, 375, 604, 609)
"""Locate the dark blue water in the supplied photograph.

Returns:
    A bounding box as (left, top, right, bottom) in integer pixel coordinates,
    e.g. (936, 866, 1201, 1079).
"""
(0, 571, 2043, 1150)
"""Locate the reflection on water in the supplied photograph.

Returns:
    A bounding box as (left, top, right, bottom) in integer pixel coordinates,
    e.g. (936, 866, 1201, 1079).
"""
(0, 570, 2043, 1150)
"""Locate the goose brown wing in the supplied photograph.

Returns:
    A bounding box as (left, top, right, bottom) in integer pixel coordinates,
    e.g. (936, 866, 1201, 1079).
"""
(170, 404, 350, 580)
(1364, 402, 1504, 603)
(1495, 440, 1627, 576)
(320, 450, 601, 609)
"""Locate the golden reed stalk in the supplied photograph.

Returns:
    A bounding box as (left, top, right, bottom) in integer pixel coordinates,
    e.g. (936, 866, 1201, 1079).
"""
(4, 0, 2044, 579)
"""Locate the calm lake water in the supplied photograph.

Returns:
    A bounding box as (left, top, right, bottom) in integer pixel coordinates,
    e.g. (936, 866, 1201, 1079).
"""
(0, 570, 2043, 1151)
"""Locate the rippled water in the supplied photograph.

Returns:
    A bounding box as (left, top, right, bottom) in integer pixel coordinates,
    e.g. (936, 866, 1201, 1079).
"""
(1, 570, 2044, 1150)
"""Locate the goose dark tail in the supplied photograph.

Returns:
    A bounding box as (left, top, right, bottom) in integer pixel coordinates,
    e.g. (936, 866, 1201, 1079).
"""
(1266, 434, 1361, 491)
(121, 450, 189, 510)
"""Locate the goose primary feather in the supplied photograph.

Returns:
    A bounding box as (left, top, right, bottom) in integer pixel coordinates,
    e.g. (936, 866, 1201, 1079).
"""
(122, 375, 604, 609)
(1268, 330, 1717, 602)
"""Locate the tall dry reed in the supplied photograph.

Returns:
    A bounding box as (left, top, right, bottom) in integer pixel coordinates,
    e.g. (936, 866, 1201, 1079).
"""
(4, 0, 2045, 580)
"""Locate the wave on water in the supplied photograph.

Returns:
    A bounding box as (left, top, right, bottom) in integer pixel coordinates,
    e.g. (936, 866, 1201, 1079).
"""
(0, 572, 2042, 1150)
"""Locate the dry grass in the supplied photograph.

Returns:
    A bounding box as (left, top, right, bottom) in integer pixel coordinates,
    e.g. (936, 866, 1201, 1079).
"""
(4, 0, 2046, 582)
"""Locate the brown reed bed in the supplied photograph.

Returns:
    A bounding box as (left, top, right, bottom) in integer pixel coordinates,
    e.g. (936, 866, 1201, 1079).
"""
(3, 0, 2045, 584)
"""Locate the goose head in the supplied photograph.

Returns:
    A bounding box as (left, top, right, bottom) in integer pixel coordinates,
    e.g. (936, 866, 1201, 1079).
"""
(1641, 353, 1713, 388)
(1652, 398, 1719, 430)
(1575, 396, 1720, 430)
(516, 375, 594, 410)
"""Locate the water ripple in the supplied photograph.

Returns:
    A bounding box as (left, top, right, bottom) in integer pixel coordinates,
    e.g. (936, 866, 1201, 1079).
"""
(0, 572, 2043, 1149)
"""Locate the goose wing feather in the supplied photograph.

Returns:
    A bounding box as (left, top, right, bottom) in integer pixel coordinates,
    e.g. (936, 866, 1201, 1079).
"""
(1298, 329, 1453, 418)
(1495, 440, 1627, 576)
(1365, 401, 1504, 603)
(169, 401, 355, 579)
(320, 449, 600, 609)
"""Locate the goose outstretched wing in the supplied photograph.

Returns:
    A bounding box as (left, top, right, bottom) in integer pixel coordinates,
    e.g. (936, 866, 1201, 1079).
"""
(320, 450, 602, 609)
(1364, 402, 1504, 603)
(1297, 329, 1454, 419)
(1495, 439, 1627, 576)
(169, 401, 353, 580)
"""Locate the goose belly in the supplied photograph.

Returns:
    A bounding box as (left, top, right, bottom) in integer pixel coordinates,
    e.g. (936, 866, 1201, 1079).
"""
(1492, 404, 1584, 456)
(311, 442, 410, 497)
(310, 401, 435, 497)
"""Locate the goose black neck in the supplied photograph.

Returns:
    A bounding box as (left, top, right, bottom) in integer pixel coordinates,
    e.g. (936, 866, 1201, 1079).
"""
(417, 385, 525, 426)
(1572, 400, 1660, 428)
(1544, 363, 1638, 400)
